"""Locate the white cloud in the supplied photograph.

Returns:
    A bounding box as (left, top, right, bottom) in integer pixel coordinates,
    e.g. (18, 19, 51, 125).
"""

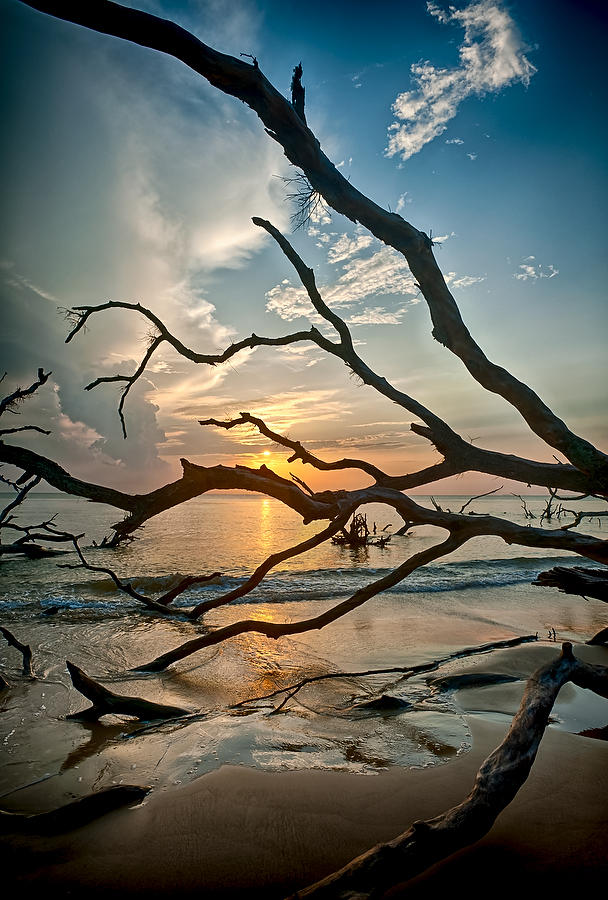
(445, 137, 465, 144)
(4, 271, 61, 304)
(266, 235, 420, 323)
(396, 192, 412, 212)
(387, 0, 535, 160)
(445, 272, 486, 289)
(327, 233, 374, 263)
(467, 152, 478, 160)
(513, 259, 559, 281)
(346, 307, 408, 326)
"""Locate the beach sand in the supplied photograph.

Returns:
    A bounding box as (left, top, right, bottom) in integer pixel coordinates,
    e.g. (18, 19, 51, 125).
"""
(2, 642, 607, 897)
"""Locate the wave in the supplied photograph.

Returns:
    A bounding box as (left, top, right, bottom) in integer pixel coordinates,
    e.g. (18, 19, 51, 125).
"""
(0, 555, 590, 611)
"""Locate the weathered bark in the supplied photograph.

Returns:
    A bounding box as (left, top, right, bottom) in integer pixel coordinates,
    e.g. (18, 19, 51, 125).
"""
(0, 626, 33, 677)
(66, 660, 190, 720)
(17, 1, 608, 490)
(0, 785, 150, 834)
(287, 643, 608, 899)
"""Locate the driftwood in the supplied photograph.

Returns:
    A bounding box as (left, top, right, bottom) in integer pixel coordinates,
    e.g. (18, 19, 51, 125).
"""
(287, 643, 608, 899)
(533, 565, 608, 602)
(0, 626, 33, 677)
(66, 660, 189, 721)
(0, 784, 150, 834)
(233, 634, 538, 715)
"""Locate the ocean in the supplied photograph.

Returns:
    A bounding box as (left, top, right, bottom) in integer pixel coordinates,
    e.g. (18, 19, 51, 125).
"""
(1, 492, 606, 812)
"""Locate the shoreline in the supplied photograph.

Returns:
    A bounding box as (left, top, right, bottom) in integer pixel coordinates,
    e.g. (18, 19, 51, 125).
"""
(2, 642, 607, 897)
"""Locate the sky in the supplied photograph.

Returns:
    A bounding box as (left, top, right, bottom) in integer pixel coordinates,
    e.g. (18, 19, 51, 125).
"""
(1, 0, 607, 496)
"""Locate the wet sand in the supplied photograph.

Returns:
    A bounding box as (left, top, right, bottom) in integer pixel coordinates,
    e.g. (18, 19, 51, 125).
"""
(2, 642, 607, 898)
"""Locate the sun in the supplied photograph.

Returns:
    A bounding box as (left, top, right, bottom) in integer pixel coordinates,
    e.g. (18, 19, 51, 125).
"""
(263, 450, 271, 457)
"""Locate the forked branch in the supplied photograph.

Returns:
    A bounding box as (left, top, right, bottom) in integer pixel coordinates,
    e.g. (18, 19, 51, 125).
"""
(136, 533, 468, 671)
(18, 1, 608, 487)
(59, 535, 221, 615)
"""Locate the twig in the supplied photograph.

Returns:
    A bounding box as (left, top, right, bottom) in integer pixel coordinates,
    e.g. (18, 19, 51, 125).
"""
(231, 633, 538, 712)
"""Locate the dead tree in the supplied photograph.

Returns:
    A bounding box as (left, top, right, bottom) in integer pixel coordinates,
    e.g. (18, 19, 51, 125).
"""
(3, 2, 608, 893)
(0, 370, 76, 558)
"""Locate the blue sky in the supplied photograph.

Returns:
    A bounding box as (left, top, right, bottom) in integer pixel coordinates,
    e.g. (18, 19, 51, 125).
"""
(1, 0, 606, 493)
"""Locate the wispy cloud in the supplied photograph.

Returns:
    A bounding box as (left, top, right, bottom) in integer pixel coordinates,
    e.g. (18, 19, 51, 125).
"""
(346, 307, 408, 326)
(445, 137, 464, 145)
(4, 267, 61, 304)
(387, 0, 535, 160)
(266, 235, 420, 323)
(396, 192, 412, 212)
(513, 259, 559, 281)
(445, 271, 486, 289)
(327, 233, 374, 264)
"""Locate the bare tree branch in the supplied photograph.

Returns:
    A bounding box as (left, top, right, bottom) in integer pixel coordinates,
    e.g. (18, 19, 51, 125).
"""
(187, 508, 355, 619)
(0, 475, 41, 525)
(288, 643, 608, 898)
(17, 1, 608, 487)
(0, 626, 34, 677)
(66, 660, 189, 721)
(57, 536, 222, 616)
(200, 412, 390, 484)
(65, 299, 333, 436)
(136, 533, 468, 672)
(233, 633, 538, 712)
(0, 368, 50, 417)
(0, 425, 51, 437)
(458, 486, 503, 514)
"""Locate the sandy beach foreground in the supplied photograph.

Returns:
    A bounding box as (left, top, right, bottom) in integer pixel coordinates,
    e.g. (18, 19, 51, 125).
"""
(2, 642, 607, 898)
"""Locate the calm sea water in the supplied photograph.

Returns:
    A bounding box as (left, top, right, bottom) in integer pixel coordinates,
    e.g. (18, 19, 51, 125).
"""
(1, 492, 606, 810)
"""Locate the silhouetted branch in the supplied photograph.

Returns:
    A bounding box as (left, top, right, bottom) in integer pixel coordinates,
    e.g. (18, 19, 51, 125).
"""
(560, 508, 608, 530)
(533, 566, 608, 603)
(0, 425, 51, 437)
(58, 536, 221, 615)
(289, 643, 608, 898)
(0, 368, 50, 417)
(18, 1, 608, 489)
(458, 486, 503, 514)
(0, 626, 33, 677)
(187, 509, 355, 619)
(65, 299, 331, 437)
(200, 412, 389, 483)
(0, 475, 41, 525)
(135, 533, 486, 671)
